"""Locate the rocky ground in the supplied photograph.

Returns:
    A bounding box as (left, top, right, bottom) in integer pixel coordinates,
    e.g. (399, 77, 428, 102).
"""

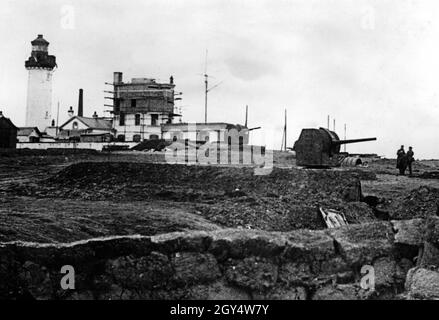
(1, 154, 376, 239)
(1, 218, 438, 300)
(0, 150, 438, 299)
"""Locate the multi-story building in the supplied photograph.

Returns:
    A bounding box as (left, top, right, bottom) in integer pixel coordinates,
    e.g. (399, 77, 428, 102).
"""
(111, 72, 178, 142)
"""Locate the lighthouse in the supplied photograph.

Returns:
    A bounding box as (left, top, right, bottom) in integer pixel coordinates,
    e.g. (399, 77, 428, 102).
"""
(24, 34, 57, 131)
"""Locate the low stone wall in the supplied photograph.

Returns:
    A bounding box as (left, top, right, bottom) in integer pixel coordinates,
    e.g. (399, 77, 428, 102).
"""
(0, 217, 438, 300)
(16, 142, 138, 151)
(0, 148, 99, 156)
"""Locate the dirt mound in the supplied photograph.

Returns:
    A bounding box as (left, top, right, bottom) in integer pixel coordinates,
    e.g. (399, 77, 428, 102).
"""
(47, 162, 363, 201)
(9, 162, 373, 232)
(368, 158, 433, 175)
(392, 186, 439, 220)
(416, 171, 439, 179)
(345, 169, 377, 181)
(0, 196, 220, 243)
(131, 139, 172, 151)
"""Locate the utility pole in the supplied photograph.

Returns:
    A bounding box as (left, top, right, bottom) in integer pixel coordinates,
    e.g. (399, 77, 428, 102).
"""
(327, 115, 330, 129)
(284, 108, 287, 151)
(333, 119, 336, 132)
(281, 108, 287, 151)
(56, 101, 60, 135)
(344, 123, 347, 152)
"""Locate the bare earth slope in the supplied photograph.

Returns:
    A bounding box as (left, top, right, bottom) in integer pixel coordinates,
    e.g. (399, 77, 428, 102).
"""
(1, 160, 376, 242)
(1, 152, 438, 244)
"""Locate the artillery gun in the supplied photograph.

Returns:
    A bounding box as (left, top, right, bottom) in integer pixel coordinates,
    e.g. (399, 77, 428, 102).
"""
(293, 127, 376, 167)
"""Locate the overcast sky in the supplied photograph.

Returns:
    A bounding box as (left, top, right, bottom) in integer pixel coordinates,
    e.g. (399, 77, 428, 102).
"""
(1, 0, 438, 158)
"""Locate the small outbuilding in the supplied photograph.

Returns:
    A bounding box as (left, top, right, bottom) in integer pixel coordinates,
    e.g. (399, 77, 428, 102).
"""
(0, 111, 18, 149)
(58, 115, 114, 141)
(17, 127, 42, 143)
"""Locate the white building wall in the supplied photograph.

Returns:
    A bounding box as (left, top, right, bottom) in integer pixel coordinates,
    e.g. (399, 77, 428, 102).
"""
(162, 127, 226, 142)
(113, 113, 166, 141)
(25, 68, 53, 132)
(17, 136, 30, 143)
(61, 119, 89, 131)
(45, 127, 58, 137)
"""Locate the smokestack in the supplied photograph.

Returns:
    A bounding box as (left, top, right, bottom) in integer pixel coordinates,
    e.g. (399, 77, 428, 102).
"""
(113, 72, 123, 84)
(78, 89, 83, 117)
(245, 105, 248, 127)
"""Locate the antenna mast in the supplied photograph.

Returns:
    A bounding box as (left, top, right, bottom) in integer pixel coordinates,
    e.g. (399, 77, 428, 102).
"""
(202, 49, 222, 124)
(280, 108, 287, 151)
(204, 50, 208, 124)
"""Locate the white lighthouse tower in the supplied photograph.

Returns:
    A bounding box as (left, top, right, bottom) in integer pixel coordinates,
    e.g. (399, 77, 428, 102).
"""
(25, 34, 57, 131)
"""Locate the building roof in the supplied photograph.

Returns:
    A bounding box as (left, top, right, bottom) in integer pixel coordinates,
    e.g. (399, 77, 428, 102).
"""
(80, 132, 112, 136)
(60, 116, 113, 131)
(31, 34, 49, 46)
(17, 127, 41, 136)
(0, 114, 18, 130)
(77, 117, 112, 130)
(162, 122, 247, 131)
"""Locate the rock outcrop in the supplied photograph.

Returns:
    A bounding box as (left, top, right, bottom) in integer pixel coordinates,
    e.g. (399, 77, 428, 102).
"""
(1, 217, 438, 300)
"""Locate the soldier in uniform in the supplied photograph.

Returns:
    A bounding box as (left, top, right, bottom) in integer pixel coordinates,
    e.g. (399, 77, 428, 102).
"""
(407, 146, 414, 176)
(396, 145, 408, 175)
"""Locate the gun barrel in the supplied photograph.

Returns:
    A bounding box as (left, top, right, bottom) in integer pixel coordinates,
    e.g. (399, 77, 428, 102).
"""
(334, 137, 377, 145)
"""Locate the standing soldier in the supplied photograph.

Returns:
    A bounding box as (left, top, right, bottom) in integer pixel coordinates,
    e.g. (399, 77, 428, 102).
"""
(407, 146, 414, 176)
(396, 145, 405, 174)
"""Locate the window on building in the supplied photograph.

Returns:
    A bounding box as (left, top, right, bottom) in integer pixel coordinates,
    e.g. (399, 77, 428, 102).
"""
(114, 98, 120, 113)
(135, 114, 141, 126)
(133, 134, 141, 142)
(72, 121, 78, 130)
(131, 99, 136, 108)
(149, 134, 159, 140)
(151, 114, 158, 126)
(117, 134, 125, 142)
(119, 113, 125, 126)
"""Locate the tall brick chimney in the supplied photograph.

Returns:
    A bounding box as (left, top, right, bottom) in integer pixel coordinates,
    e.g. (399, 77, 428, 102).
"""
(78, 89, 83, 117)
